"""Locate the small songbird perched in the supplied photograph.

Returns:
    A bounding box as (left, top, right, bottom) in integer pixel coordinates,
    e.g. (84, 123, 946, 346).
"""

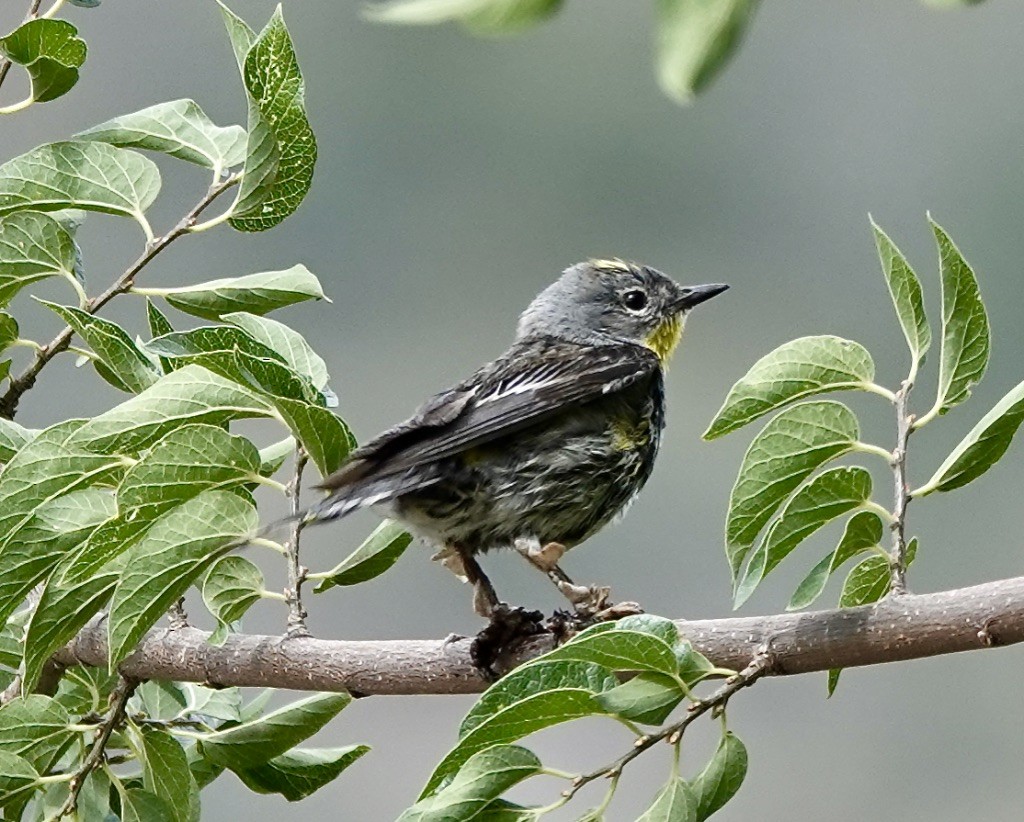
(303, 259, 727, 658)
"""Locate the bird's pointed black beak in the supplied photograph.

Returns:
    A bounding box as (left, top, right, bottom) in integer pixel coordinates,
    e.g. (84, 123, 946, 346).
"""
(673, 283, 729, 312)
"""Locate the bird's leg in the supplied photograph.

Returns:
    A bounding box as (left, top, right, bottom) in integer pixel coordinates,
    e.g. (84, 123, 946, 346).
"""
(514, 537, 644, 622)
(459, 550, 500, 618)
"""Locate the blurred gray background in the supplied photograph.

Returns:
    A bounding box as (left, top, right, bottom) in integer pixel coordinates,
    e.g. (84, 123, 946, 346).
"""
(5, 0, 1024, 819)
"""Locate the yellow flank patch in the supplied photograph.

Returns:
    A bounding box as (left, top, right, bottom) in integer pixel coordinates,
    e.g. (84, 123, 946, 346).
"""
(611, 417, 650, 451)
(644, 314, 685, 364)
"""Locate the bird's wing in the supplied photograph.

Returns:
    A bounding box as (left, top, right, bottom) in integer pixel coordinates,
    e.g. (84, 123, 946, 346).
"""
(317, 343, 659, 491)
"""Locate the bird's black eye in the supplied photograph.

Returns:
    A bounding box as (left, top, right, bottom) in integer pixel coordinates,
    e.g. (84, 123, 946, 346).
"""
(622, 290, 648, 311)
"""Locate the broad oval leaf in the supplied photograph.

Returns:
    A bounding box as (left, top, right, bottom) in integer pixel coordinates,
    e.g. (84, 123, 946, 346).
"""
(198, 692, 351, 770)
(149, 265, 325, 320)
(368, 0, 563, 34)
(399, 745, 541, 822)
(120, 788, 174, 822)
(223, 311, 330, 389)
(837, 554, 890, 608)
(596, 672, 685, 726)
(656, 0, 759, 105)
(734, 466, 872, 607)
(931, 218, 990, 416)
(0, 142, 160, 235)
(203, 555, 264, 644)
(0, 19, 86, 104)
(0, 751, 40, 808)
(0, 211, 78, 306)
(637, 776, 698, 822)
(314, 519, 412, 591)
(725, 401, 859, 582)
(0, 695, 72, 773)
(41, 301, 160, 393)
(919, 380, 1024, 494)
(787, 510, 883, 610)
(871, 218, 930, 367)
(77, 99, 247, 172)
(704, 336, 875, 439)
(225, 6, 317, 232)
(693, 731, 747, 820)
(543, 623, 679, 676)
(131, 726, 195, 822)
(232, 745, 370, 801)
(107, 489, 258, 669)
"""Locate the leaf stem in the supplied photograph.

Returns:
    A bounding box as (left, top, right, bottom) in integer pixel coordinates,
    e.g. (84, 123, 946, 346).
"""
(853, 441, 894, 463)
(41, 0, 66, 18)
(859, 382, 898, 402)
(284, 445, 310, 637)
(889, 381, 914, 595)
(0, 97, 34, 115)
(56, 675, 138, 819)
(0, 173, 240, 419)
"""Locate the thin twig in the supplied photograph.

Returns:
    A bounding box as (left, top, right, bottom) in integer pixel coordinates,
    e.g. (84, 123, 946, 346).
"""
(889, 381, 914, 594)
(0, 174, 240, 419)
(57, 676, 138, 819)
(559, 650, 771, 804)
(284, 446, 310, 637)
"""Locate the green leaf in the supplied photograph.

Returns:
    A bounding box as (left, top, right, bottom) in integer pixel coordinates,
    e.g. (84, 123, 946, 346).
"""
(314, 520, 412, 591)
(0, 211, 78, 306)
(703, 336, 875, 440)
(153, 265, 325, 320)
(66, 364, 270, 455)
(871, 218, 930, 368)
(735, 466, 872, 607)
(184, 683, 242, 724)
(693, 731, 747, 820)
(225, 6, 317, 232)
(368, 0, 563, 34)
(919, 380, 1024, 494)
(121, 788, 175, 822)
(424, 660, 616, 797)
(77, 99, 247, 172)
(543, 622, 680, 676)
(223, 311, 329, 389)
(0, 19, 86, 103)
(837, 554, 890, 608)
(595, 672, 685, 725)
(637, 776, 698, 822)
(134, 680, 188, 722)
(0, 751, 39, 808)
(788, 511, 883, 610)
(146, 298, 174, 338)
(0, 313, 17, 356)
(931, 218, 990, 416)
(233, 745, 370, 801)
(41, 301, 160, 393)
(400, 745, 541, 822)
(0, 418, 33, 462)
(725, 401, 860, 583)
(203, 555, 264, 643)
(198, 692, 351, 770)
(107, 489, 258, 669)
(258, 436, 294, 477)
(0, 696, 72, 773)
(0, 142, 160, 236)
(132, 725, 196, 822)
(0, 421, 122, 629)
(655, 0, 759, 104)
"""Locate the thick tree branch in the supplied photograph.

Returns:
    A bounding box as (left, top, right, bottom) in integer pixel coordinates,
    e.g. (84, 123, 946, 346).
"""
(50, 575, 1024, 696)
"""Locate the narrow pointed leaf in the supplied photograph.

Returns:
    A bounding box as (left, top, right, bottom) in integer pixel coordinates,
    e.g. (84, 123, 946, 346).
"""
(704, 336, 875, 439)
(735, 466, 872, 607)
(692, 731, 747, 820)
(932, 219, 989, 415)
(368, 0, 563, 34)
(871, 219, 930, 366)
(132, 726, 195, 822)
(156, 266, 325, 320)
(637, 776, 698, 822)
(656, 0, 759, 104)
(232, 745, 370, 801)
(41, 301, 160, 393)
(725, 401, 859, 582)
(920, 380, 1024, 494)
(400, 745, 541, 822)
(77, 99, 246, 171)
(121, 788, 174, 822)
(788, 511, 883, 610)
(0, 142, 160, 232)
(0, 19, 86, 103)
(0, 211, 78, 306)
(314, 520, 412, 591)
(227, 7, 317, 232)
(198, 692, 351, 769)
(107, 489, 258, 669)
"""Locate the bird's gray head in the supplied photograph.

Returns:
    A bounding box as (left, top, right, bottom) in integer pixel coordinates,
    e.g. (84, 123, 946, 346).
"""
(516, 259, 728, 364)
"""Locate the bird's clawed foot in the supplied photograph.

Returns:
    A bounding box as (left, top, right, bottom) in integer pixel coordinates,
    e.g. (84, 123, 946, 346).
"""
(470, 603, 546, 680)
(557, 580, 644, 622)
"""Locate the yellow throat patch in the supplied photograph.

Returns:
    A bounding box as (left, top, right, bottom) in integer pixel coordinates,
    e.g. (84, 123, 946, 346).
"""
(644, 314, 685, 364)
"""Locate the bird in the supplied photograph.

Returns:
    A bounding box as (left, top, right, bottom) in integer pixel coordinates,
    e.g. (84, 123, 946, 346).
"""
(303, 259, 727, 656)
